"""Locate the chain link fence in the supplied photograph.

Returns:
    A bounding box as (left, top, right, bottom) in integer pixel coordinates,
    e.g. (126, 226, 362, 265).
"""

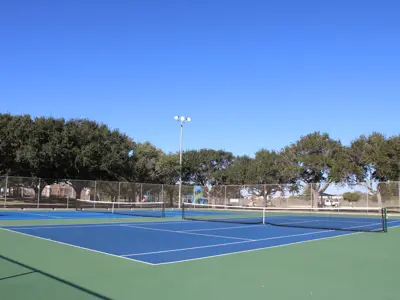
(0, 176, 399, 210)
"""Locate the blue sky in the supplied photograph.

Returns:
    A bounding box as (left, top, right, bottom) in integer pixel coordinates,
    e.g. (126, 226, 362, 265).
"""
(1, 0, 399, 156)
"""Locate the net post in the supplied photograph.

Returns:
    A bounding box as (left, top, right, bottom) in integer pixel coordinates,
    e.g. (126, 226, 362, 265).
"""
(162, 202, 166, 218)
(181, 201, 185, 219)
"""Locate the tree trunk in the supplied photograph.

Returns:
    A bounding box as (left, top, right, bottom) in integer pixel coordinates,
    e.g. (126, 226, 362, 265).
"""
(310, 184, 320, 208)
(376, 184, 382, 207)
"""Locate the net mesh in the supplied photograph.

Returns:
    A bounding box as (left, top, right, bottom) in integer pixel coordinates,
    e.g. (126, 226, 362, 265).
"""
(76, 199, 165, 218)
(182, 203, 387, 232)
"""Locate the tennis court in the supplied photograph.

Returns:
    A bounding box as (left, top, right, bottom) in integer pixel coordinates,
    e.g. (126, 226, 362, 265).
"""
(1, 204, 400, 300)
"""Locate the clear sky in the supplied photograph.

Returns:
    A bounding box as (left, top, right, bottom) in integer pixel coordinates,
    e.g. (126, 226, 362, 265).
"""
(1, 0, 399, 156)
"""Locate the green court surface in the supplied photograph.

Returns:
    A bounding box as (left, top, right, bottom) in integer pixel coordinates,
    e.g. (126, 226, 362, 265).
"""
(1, 217, 399, 300)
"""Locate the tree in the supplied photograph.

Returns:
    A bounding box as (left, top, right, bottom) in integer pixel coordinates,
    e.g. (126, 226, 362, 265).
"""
(0, 114, 34, 176)
(149, 151, 180, 207)
(58, 119, 135, 200)
(347, 133, 400, 206)
(131, 142, 165, 183)
(292, 132, 348, 206)
(342, 192, 361, 203)
(216, 155, 254, 185)
(182, 149, 234, 186)
(157, 152, 180, 185)
(250, 148, 298, 184)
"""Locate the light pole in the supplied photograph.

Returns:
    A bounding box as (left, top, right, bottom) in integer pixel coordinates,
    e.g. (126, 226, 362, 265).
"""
(174, 115, 191, 208)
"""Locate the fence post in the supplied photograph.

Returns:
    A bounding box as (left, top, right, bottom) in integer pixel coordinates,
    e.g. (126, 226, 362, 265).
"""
(161, 184, 164, 204)
(224, 185, 227, 206)
(94, 181, 97, 209)
(37, 178, 41, 208)
(118, 181, 121, 202)
(4, 176, 8, 208)
(264, 184, 266, 207)
(398, 181, 400, 208)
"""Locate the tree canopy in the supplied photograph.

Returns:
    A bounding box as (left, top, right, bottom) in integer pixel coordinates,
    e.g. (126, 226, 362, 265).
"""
(0, 114, 399, 198)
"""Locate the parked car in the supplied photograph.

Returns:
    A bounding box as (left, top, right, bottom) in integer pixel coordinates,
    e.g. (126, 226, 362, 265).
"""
(324, 199, 340, 207)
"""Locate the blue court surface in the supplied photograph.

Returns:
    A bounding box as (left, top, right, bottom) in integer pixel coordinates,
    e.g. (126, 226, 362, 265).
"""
(3, 219, 400, 265)
(0, 209, 183, 220)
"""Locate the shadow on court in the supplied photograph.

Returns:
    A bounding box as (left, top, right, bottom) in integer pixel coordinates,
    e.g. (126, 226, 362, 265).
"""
(0, 254, 114, 300)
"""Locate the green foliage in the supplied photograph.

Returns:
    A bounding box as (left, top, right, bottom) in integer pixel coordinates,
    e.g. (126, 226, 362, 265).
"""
(348, 133, 399, 183)
(182, 149, 234, 185)
(216, 155, 253, 185)
(342, 192, 361, 202)
(131, 142, 165, 183)
(250, 148, 298, 185)
(0, 114, 135, 198)
(0, 113, 399, 193)
(292, 132, 348, 192)
(157, 153, 180, 185)
(0, 114, 34, 175)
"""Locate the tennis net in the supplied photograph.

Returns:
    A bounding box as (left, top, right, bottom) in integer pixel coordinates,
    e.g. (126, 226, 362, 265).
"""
(76, 199, 165, 218)
(182, 203, 387, 232)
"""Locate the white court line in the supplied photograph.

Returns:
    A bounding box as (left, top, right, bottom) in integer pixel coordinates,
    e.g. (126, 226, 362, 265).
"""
(121, 224, 255, 241)
(185, 224, 262, 232)
(124, 220, 400, 260)
(122, 229, 334, 257)
(18, 211, 63, 219)
(0, 227, 155, 266)
(2, 220, 400, 267)
(155, 223, 400, 266)
(1, 220, 195, 230)
(155, 231, 357, 265)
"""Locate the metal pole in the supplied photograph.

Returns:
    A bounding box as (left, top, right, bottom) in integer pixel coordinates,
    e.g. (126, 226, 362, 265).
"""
(161, 184, 164, 204)
(118, 181, 121, 202)
(94, 181, 97, 209)
(398, 180, 400, 208)
(224, 185, 227, 206)
(174, 116, 191, 208)
(192, 185, 195, 204)
(4, 176, 8, 208)
(37, 178, 41, 208)
(178, 122, 183, 209)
